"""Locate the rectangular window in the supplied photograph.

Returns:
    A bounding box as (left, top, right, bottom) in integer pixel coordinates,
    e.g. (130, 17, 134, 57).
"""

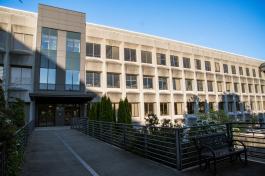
(172, 78, 181, 90)
(14, 33, 33, 50)
(160, 103, 169, 115)
(170, 55, 179, 67)
(248, 84, 252, 93)
(197, 80, 203, 91)
(65, 32, 81, 91)
(252, 69, 256, 77)
(205, 61, 211, 71)
(106, 45, 119, 59)
(183, 57, 191, 68)
(255, 84, 259, 93)
(39, 27, 57, 90)
(209, 102, 214, 111)
(231, 65, 236, 74)
(143, 76, 153, 89)
(223, 64, 228, 73)
(126, 74, 137, 89)
(228, 102, 233, 112)
(174, 102, 184, 115)
(157, 53, 166, 65)
(219, 102, 224, 111)
(107, 73, 120, 88)
(129, 103, 139, 117)
(195, 59, 201, 70)
(207, 81, 213, 92)
(185, 79, 193, 91)
(144, 103, 154, 116)
(246, 68, 250, 76)
(86, 72, 100, 87)
(141, 51, 152, 64)
(239, 67, 243, 75)
(159, 77, 168, 90)
(10, 67, 31, 89)
(260, 85, 265, 93)
(86, 43, 101, 57)
(259, 71, 262, 78)
(199, 102, 205, 113)
(226, 82, 231, 92)
(124, 48, 136, 62)
(187, 102, 194, 114)
(215, 62, 220, 72)
(234, 83, 238, 92)
(241, 83, 246, 93)
(217, 82, 222, 92)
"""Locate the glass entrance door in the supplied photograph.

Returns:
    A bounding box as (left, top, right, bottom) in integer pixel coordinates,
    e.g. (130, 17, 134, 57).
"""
(38, 104, 56, 127)
(64, 104, 80, 125)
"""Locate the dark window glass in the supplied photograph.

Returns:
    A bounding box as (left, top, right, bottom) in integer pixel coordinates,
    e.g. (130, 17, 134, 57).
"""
(223, 64, 228, 73)
(205, 61, 211, 71)
(159, 77, 167, 90)
(207, 81, 213, 92)
(170, 55, 179, 67)
(197, 80, 203, 91)
(160, 103, 168, 115)
(195, 59, 201, 70)
(124, 48, 136, 62)
(234, 83, 238, 92)
(246, 68, 250, 76)
(86, 72, 100, 87)
(107, 73, 120, 88)
(185, 79, 193, 91)
(106, 45, 119, 59)
(239, 67, 243, 75)
(183, 57, 191, 68)
(157, 53, 166, 65)
(231, 65, 236, 74)
(143, 76, 153, 89)
(252, 69, 256, 77)
(141, 51, 152, 64)
(126, 74, 137, 88)
(187, 102, 194, 114)
(144, 103, 154, 116)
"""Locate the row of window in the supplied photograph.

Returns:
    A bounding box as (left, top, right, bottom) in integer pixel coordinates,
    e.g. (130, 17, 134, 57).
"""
(86, 43, 261, 78)
(110, 100, 265, 117)
(86, 71, 265, 93)
(39, 28, 81, 91)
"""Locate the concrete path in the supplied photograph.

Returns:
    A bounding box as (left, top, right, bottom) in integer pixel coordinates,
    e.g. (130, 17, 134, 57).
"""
(21, 127, 178, 176)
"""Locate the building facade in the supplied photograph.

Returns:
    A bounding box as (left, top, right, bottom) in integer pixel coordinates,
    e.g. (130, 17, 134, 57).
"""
(1, 4, 265, 126)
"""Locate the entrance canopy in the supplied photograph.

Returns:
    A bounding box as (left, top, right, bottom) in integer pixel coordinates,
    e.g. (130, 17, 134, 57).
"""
(29, 92, 95, 104)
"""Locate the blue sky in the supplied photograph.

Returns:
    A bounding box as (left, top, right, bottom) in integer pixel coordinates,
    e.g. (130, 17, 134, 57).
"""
(1, 0, 265, 60)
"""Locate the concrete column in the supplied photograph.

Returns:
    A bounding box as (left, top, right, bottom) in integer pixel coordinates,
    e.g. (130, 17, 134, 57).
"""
(3, 22, 11, 103)
(153, 48, 160, 118)
(138, 46, 145, 122)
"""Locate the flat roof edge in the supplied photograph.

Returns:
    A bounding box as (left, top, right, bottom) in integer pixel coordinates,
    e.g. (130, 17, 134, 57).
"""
(0, 5, 37, 16)
(86, 22, 264, 63)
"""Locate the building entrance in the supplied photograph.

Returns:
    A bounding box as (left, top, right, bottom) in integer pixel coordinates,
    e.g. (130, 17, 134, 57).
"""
(37, 104, 81, 126)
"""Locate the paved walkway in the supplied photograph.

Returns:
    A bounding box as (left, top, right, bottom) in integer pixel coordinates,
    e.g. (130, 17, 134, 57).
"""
(21, 127, 264, 176)
(21, 127, 177, 176)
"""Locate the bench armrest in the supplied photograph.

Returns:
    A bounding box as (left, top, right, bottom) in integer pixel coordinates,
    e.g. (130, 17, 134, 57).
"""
(231, 140, 247, 150)
(200, 145, 216, 157)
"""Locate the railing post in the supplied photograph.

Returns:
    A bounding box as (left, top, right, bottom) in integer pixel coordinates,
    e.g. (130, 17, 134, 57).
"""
(123, 124, 126, 149)
(144, 126, 147, 157)
(176, 128, 182, 170)
(87, 119, 89, 135)
(110, 122, 113, 144)
(226, 123, 233, 140)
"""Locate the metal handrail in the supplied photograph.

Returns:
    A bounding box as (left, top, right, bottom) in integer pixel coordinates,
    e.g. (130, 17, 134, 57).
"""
(0, 120, 34, 176)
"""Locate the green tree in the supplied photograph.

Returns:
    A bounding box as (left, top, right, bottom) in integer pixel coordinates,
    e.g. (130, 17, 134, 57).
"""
(88, 103, 97, 120)
(117, 98, 132, 124)
(10, 98, 25, 128)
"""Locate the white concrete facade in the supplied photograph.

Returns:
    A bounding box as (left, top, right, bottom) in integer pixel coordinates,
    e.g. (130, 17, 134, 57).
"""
(1, 5, 265, 125)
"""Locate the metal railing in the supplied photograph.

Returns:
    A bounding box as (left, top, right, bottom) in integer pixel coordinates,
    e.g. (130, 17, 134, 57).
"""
(71, 118, 265, 170)
(0, 120, 34, 176)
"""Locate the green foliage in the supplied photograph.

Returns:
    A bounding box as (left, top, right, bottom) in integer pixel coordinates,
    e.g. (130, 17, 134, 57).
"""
(117, 97, 132, 124)
(161, 118, 173, 128)
(88, 95, 115, 122)
(145, 113, 159, 127)
(10, 98, 25, 128)
(0, 86, 26, 176)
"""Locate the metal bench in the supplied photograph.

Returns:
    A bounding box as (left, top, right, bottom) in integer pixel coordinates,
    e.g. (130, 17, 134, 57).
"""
(194, 132, 247, 175)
